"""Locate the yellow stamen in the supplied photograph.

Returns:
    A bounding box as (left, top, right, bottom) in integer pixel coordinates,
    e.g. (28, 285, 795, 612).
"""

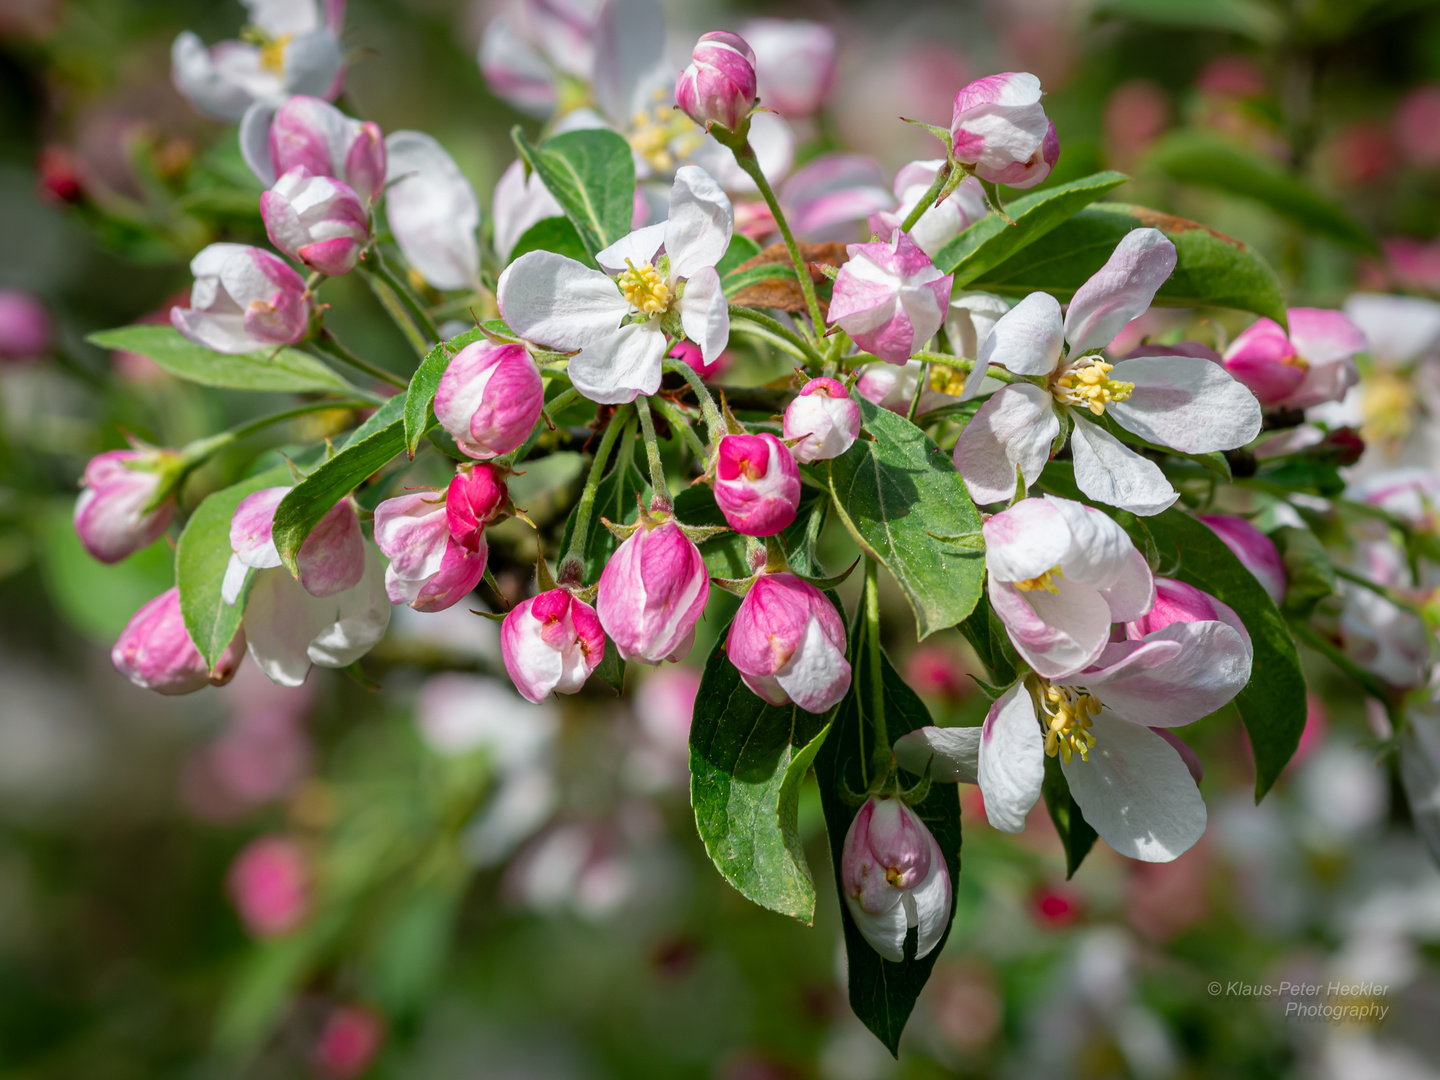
(627, 87, 704, 172)
(1014, 566, 1063, 594)
(1052, 357, 1135, 417)
(258, 32, 294, 74)
(617, 259, 671, 316)
(929, 366, 968, 397)
(1361, 371, 1414, 444)
(1036, 681, 1101, 764)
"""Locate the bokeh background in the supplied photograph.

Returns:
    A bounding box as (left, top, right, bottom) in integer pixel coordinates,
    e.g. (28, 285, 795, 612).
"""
(3, 0, 1440, 1076)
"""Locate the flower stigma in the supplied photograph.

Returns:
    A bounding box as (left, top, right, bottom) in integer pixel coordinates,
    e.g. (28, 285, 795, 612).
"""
(618, 259, 672, 316)
(1052, 358, 1134, 416)
(1035, 681, 1100, 763)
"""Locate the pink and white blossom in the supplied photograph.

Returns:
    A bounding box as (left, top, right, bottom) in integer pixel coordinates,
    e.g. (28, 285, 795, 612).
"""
(373, 473, 493, 614)
(1342, 293, 1440, 366)
(950, 72, 1059, 190)
(737, 154, 894, 244)
(840, 796, 950, 961)
(712, 433, 802, 536)
(246, 94, 385, 200)
(727, 573, 850, 712)
(384, 131, 481, 291)
(433, 341, 544, 459)
(74, 449, 177, 563)
(675, 31, 757, 133)
(868, 160, 988, 261)
(828, 230, 953, 363)
(741, 19, 836, 119)
(313, 1006, 384, 1080)
(1198, 514, 1287, 605)
(783, 377, 861, 463)
(501, 588, 606, 702)
(171, 244, 311, 355)
(492, 158, 564, 263)
(478, 0, 603, 117)
(1222, 308, 1365, 410)
(113, 587, 245, 695)
(596, 519, 709, 664)
(261, 167, 369, 277)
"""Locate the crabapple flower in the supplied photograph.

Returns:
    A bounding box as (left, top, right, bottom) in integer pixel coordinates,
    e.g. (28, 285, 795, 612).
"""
(668, 340, 732, 381)
(783, 377, 861, 463)
(113, 588, 245, 695)
(712, 433, 802, 536)
(478, 0, 602, 116)
(867, 161, 988, 261)
(1342, 293, 1440, 366)
(727, 573, 850, 713)
(983, 495, 1156, 680)
(1198, 514, 1286, 605)
(953, 229, 1261, 515)
(741, 19, 836, 119)
(498, 166, 733, 404)
(384, 132, 482, 291)
(828, 231, 953, 363)
(492, 158, 564, 263)
(373, 466, 503, 613)
(946, 291, 1011, 359)
(0, 288, 51, 362)
(840, 796, 950, 962)
(228, 835, 309, 937)
(675, 32, 757, 133)
(246, 95, 385, 200)
(501, 589, 606, 702)
(260, 167, 369, 277)
(74, 449, 177, 563)
(950, 72, 1059, 190)
(433, 341, 544, 459)
(1222, 308, 1365, 410)
(596, 518, 709, 664)
(171, 244, 311, 355)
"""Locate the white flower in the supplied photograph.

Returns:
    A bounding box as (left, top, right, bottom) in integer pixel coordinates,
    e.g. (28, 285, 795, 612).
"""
(497, 166, 732, 404)
(384, 132, 482, 291)
(493, 158, 564, 263)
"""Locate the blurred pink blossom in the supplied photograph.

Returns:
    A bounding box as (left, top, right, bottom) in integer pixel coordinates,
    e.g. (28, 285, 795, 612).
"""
(313, 1005, 384, 1080)
(1395, 85, 1440, 167)
(227, 836, 310, 938)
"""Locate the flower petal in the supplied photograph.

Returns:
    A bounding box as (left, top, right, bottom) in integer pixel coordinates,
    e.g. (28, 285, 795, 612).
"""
(894, 726, 980, 784)
(975, 291, 1064, 378)
(384, 131, 479, 291)
(677, 266, 729, 364)
(1108, 356, 1262, 453)
(990, 578, 1114, 680)
(842, 881, 909, 962)
(306, 546, 392, 669)
(1081, 620, 1252, 727)
(595, 222, 667, 275)
(952, 383, 1058, 505)
(910, 829, 952, 960)
(566, 321, 667, 404)
(1097, 547, 1157, 623)
(977, 682, 1044, 833)
(497, 250, 629, 351)
(1063, 228, 1177, 356)
(1070, 416, 1178, 516)
(665, 166, 733, 280)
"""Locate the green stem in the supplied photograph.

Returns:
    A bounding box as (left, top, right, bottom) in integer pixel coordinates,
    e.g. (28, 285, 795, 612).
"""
(558, 405, 633, 584)
(729, 305, 820, 364)
(369, 247, 442, 341)
(1333, 565, 1426, 617)
(898, 163, 951, 233)
(907, 362, 928, 423)
(650, 397, 708, 464)
(635, 396, 672, 512)
(661, 359, 724, 450)
(360, 267, 430, 359)
(864, 558, 888, 760)
(312, 332, 408, 389)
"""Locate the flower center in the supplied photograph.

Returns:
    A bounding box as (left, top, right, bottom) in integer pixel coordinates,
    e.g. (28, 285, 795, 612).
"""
(1362, 372, 1414, 443)
(618, 260, 672, 316)
(1036, 681, 1100, 763)
(928, 366, 968, 397)
(1052, 358, 1134, 416)
(628, 87, 705, 172)
(242, 27, 294, 74)
(1014, 566, 1063, 593)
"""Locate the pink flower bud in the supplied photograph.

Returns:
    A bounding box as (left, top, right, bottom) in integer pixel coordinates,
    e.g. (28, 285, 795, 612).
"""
(1197, 515, 1287, 606)
(373, 487, 487, 614)
(675, 31, 757, 133)
(596, 521, 709, 665)
(713, 433, 801, 536)
(828, 231, 953, 364)
(1222, 308, 1365, 410)
(269, 95, 345, 179)
(171, 244, 311, 354)
(783, 377, 861, 463)
(727, 573, 850, 712)
(74, 449, 176, 563)
(226, 487, 364, 601)
(228, 836, 309, 937)
(433, 341, 544, 460)
(112, 587, 245, 694)
(668, 339, 731, 382)
(840, 795, 951, 962)
(1125, 577, 1225, 637)
(343, 121, 386, 203)
(0, 288, 51, 362)
(313, 1005, 384, 1080)
(261, 167, 370, 277)
(950, 72, 1058, 190)
(501, 588, 606, 702)
(445, 463, 508, 548)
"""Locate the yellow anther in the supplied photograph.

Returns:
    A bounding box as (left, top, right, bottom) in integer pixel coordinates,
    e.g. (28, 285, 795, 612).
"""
(1014, 566, 1063, 594)
(1036, 681, 1100, 763)
(626, 92, 705, 172)
(1362, 371, 1414, 444)
(258, 32, 293, 74)
(929, 366, 968, 396)
(1052, 357, 1135, 417)
(618, 260, 672, 316)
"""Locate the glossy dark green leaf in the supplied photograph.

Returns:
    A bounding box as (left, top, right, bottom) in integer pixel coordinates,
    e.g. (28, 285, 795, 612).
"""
(403, 329, 485, 456)
(1274, 525, 1336, 617)
(1042, 753, 1099, 879)
(508, 215, 592, 266)
(87, 325, 359, 395)
(512, 126, 635, 257)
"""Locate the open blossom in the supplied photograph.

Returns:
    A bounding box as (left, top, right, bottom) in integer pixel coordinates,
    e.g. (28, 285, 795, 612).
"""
(1222, 308, 1366, 410)
(840, 796, 950, 962)
(478, 0, 601, 116)
(713, 433, 801, 537)
(953, 229, 1261, 515)
(1198, 514, 1286, 605)
(74, 449, 177, 563)
(741, 18, 836, 119)
(113, 588, 245, 695)
(783, 377, 861, 463)
(499, 167, 733, 404)
(984, 495, 1156, 679)
(492, 157, 564, 263)
(501, 589, 606, 702)
(675, 31, 757, 133)
(727, 573, 850, 713)
(0, 289, 51, 362)
(373, 466, 503, 613)
(171, 244, 311, 355)
(828, 230, 953, 363)
(596, 519, 709, 664)
(228, 835, 310, 938)
(950, 72, 1059, 190)
(261, 167, 369, 276)
(433, 341, 544, 459)
(868, 161, 988, 261)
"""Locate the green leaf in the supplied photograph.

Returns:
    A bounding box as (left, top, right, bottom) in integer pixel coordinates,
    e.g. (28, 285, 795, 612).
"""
(272, 395, 407, 574)
(589, 635, 626, 694)
(1145, 131, 1376, 251)
(1041, 753, 1099, 879)
(957, 591, 1018, 687)
(509, 215, 592, 266)
(404, 328, 486, 457)
(828, 400, 985, 638)
(689, 625, 837, 922)
(716, 232, 762, 277)
(814, 613, 960, 1055)
(512, 126, 635, 257)
(1093, 0, 1284, 41)
(556, 445, 648, 583)
(177, 465, 293, 670)
(934, 170, 1129, 282)
(86, 325, 358, 395)
(1273, 525, 1336, 617)
(971, 202, 1289, 326)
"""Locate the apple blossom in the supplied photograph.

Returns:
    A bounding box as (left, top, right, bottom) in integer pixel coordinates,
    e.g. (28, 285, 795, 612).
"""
(596, 519, 709, 664)
(0, 288, 51, 362)
(1342, 292, 1440, 366)
(492, 158, 564, 263)
(867, 160, 988, 261)
(112, 587, 246, 695)
(246, 94, 386, 200)
(950, 72, 1059, 189)
(668, 340, 731, 381)
(171, 244, 311, 355)
(946, 291, 1011, 360)
(1197, 514, 1287, 605)
(384, 131, 482, 291)
(498, 166, 732, 404)
(741, 19, 836, 119)
(227, 835, 309, 937)
(1222, 308, 1365, 410)
(828, 230, 953, 363)
(712, 433, 802, 537)
(1125, 577, 1252, 654)
(478, 0, 603, 116)
(840, 796, 950, 962)
(74, 449, 177, 564)
(373, 466, 503, 613)
(501, 588, 607, 702)
(260, 167, 369, 277)
(675, 32, 757, 134)
(952, 229, 1262, 515)
(433, 341, 545, 459)
(727, 573, 850, 713)
(783, 377, 861, 463)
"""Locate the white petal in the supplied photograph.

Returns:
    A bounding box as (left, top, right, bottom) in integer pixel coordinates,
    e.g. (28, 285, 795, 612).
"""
(1040, 496, 1143, 590)
(1070, 416, 1179, 517)
(677, 266, 729, 363)
(592, 0, 667, 126)
(1343, 292, 1440, 366)
(975, 291, 1064, 377)
(1096, 547, 1156, 623)
(843, 885, 909, 962)
(990, 578, 1114, 680)
(894, 726, 980, 784)
(977, 682, 1044, 833)
(281, 29, 344, 100)
(566, 322, 667, 404)
(497, 251, 629, 350)
(1061, 712, 1206, 862)
(239, 101, 276, 186)
(384, 131, 480, 291)
(221, 554, 251, 607)
(1063, 228, 1177, 355)
(665, 166, 733, 280)
(953, 384, 1058, 505)
(171, 32, 256, 121)
(492, 158, 563, 263)
(307, 547, 392, 668)
(1108, 356, 1262, 453)
(1082, 621, 1252, 727)
(595, 222, 667, 275)
(243, 568, 334, 687)
(910, 829, 952, 960)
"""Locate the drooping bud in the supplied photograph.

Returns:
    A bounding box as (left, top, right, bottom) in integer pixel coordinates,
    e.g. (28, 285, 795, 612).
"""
(828, 231, 952, 364)
(713, 433, 802, 536)
(433, 340, 545, 460)
(501, 589, 607, 703)
(224, 487, 364, 603)
(950, 72, 1058, 190)
(675, 31, 758, 133)
(261, 167, 370, 277)
(783, 377, 862, 463)
(445, 463, 508, 549)
(0, 288, 52, 362)
(1197, 514, 1287, 606)
(227, 836, 309, 938)
(596, 520, 709, 665)
(373, 486, 487, 614)
(74, 449, 177, 564)
(112, 587, 245, 694)
(727, 573, 850, 713)
(171, 244, 311, 354)
(840, 795, 951, 962)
